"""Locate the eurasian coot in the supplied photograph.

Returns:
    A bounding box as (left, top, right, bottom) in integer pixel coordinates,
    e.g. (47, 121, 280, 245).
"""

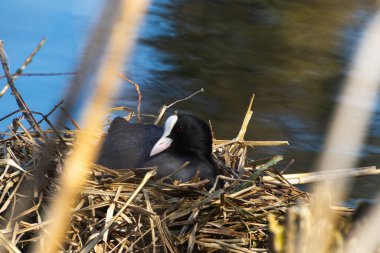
(98, 114, 217, 184)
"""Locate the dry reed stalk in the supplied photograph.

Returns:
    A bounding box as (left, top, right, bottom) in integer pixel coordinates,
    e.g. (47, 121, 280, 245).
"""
(33, 1, 151, 253)
(294, 8, 380, 253)
(235, 94, 254, 142)
(262, 166, 380, 185)
(344, 196, 380, 253)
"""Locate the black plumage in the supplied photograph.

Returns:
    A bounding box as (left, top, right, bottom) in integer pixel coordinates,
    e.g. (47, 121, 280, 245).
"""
(98, 114, 217, 184)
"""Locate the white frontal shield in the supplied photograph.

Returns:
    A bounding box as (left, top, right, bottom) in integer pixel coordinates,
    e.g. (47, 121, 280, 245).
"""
(150, 115, 178, 157)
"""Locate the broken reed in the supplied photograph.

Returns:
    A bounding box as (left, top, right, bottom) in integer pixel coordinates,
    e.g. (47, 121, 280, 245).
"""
(0, 104, 309, 253)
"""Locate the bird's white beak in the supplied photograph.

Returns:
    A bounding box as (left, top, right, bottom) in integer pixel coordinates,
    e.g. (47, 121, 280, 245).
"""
(150, 115, 178, 157)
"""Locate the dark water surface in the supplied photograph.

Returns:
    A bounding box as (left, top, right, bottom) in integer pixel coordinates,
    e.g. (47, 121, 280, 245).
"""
(1, 0, 380, 202)
(126, 0, 380, 202)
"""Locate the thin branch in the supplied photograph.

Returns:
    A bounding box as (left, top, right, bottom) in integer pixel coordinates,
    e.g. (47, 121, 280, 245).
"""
(0, 100, 63, 133)
(0, 38, 46, 97)
(113, 72, 142, 122)
(154, 88, 204, 125)
(0, 72, 76, 80)
(0, 108, 66, 146)
(59, 107, 80, 130)
(0, 41, 45, 139)
(31, 100, 64, 129)
(167, 88, 204, 108)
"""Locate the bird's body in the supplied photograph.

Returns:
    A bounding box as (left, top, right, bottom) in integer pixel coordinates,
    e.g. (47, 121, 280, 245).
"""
(98, 118, 162, 169)
(98, 115, 217, 184)
(145, 147, 216, 182)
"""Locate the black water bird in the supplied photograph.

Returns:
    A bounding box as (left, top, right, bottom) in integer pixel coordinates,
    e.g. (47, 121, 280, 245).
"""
(98, 114, 217, 184)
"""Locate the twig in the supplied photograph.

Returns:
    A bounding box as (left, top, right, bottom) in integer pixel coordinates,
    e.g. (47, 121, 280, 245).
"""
(0, 101, 63, 127)
(167, 88, 204, 108)
(280, 158, 294, 174)
(113, 72, 142, 122)
(59, 107, 80, 130)
(0, 107, 65, 146)
(0, 38, 46, 97)
(0, 72, 76, 80)
(0, 110, 22, 123)
(0, 41, 45, 139)
(154, 88, 204, 125)
(31, 100, 64, 130)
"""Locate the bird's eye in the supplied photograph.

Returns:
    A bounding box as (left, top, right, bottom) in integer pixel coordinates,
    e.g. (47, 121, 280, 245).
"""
(176, 125, 184, 133)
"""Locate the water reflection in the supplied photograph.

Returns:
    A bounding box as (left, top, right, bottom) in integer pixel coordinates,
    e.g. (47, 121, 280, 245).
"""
(124, 0, 380, 198)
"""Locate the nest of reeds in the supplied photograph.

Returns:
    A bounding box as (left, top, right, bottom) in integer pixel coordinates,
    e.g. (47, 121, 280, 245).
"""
(0, 91, 313, 253)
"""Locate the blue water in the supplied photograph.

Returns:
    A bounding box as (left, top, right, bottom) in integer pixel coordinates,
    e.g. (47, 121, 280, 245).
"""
(0, 0, 103, 126)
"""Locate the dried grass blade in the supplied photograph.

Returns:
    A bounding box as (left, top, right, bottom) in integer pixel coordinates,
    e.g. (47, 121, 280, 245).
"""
(156, 215, 178, 253)
(0, 174, 25, 214)
(80, 170, 156, 253)
(186, 223, 197, 253)
(103, 186, 123, 251)
(0, 159, 25, 172)
(11, 195, 42, 221)
(143, 189, 156, 253)
(236, 94, 255, 141)
(0, 231, 21, 253)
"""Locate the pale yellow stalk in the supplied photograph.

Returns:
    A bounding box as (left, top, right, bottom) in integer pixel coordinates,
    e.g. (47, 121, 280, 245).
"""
(33, 1, 151, 253)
